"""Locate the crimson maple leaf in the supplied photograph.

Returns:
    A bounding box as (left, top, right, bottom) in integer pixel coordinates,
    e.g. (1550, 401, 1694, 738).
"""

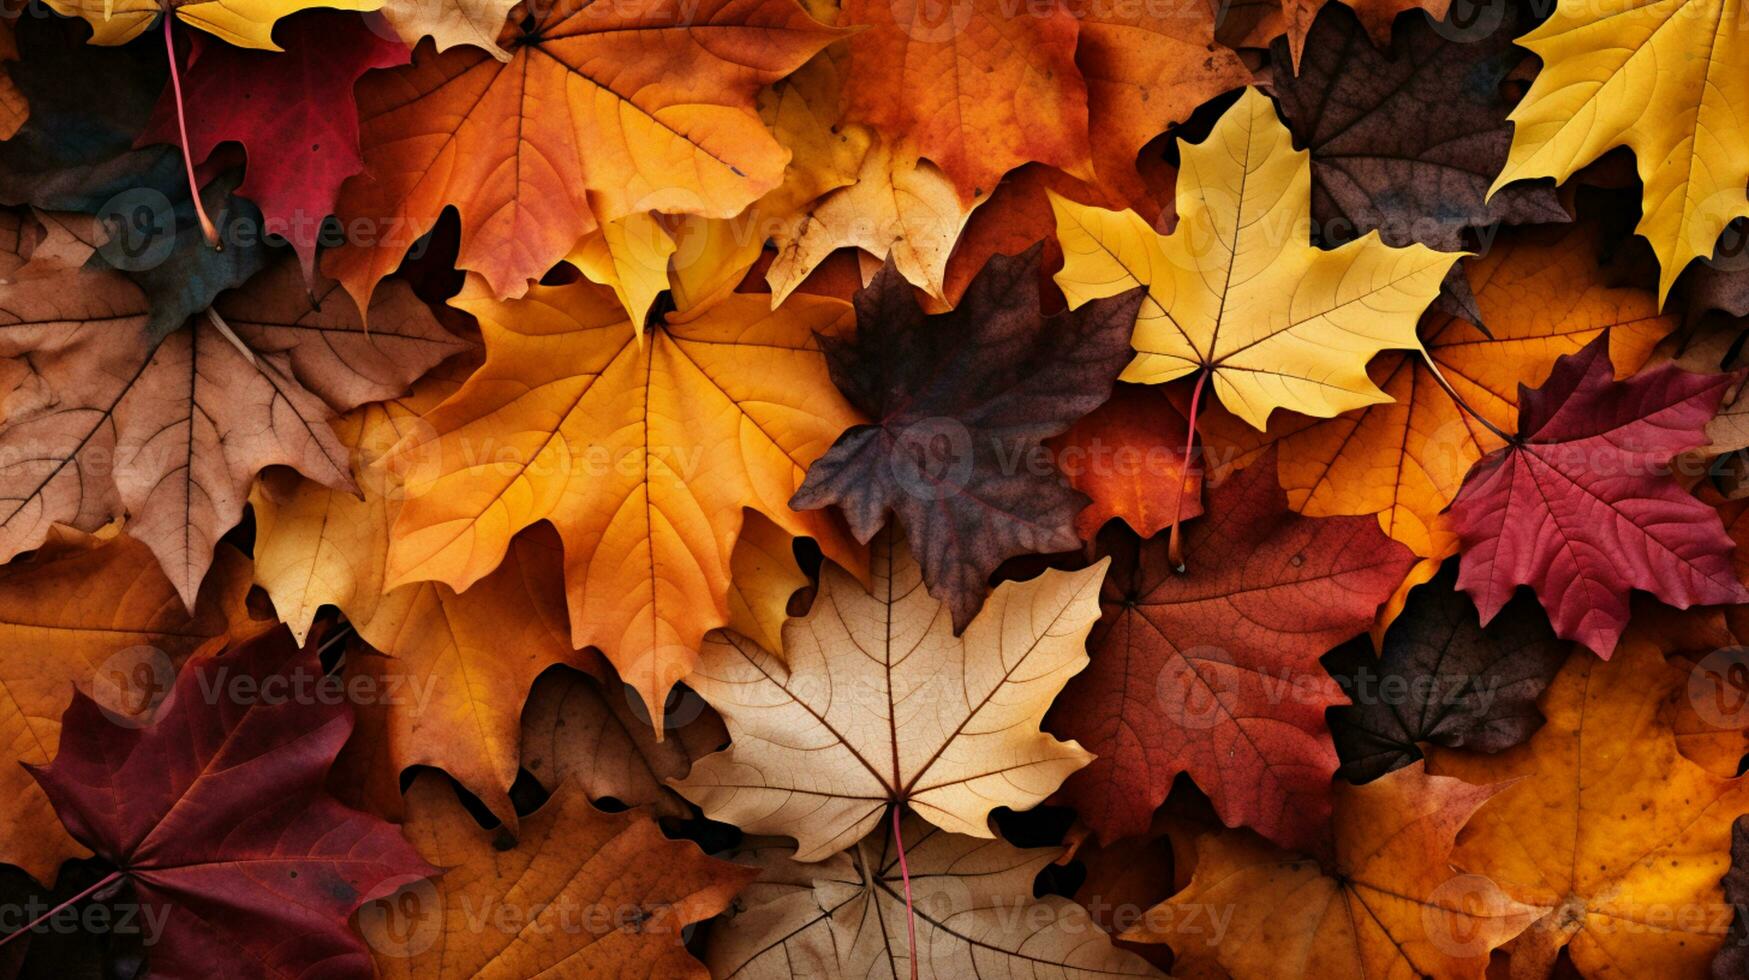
(26, 629, 435, 978)
(1449, 333, 1749, 656)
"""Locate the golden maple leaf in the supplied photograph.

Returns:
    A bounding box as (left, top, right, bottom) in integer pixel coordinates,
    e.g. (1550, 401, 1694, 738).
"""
(1429, 638, 1749, 976)
(44, 0, 382, 48)
(1489, 0, 1749, 301)
(1051, 86, 1460, 431)
(382, 273, 864, 721)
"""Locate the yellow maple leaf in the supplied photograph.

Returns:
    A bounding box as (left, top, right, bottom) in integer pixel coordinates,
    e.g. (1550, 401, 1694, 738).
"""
(1490, 0, 1749, 302)
(1051, 87, 1460, 431)
(45, 0, 383, 48)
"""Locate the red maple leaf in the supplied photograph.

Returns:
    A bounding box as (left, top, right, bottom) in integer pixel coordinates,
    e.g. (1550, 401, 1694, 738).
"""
(1449, 332, 1749, 656)
(1045, 452, 1415, 854)
(140, 11, 408, 277)
(25, 629, 435, 978)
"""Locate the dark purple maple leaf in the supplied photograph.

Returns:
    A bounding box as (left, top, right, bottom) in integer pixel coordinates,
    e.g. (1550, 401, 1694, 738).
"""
(1324, 561, 1568, 784)
(1448, 332, 1749, 657)
(790, 243, 1145, 630)
(25, 629, 435, 979)
(1271, 3, 1566, 252)
(1269, 4, 1567, 320)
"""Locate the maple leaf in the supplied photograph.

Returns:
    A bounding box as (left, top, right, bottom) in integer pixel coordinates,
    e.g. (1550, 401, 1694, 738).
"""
(1052, 86, 1460, 431)
(26, 629, 435, 978)
(1488, 0, 1749, 302)
(767, 138, 985, 308)
(519, 665, 728, 819)
(1045, 452, 1416, 853)
(791, 245, 1143, 630)
(138, 11, 410, 278)
(1429, 637, 1749, 976)
(672, 527, 1106, 861)
(1128, 762, 1540, 979)
(377, 0, 517, 59)
(743, 0, 987, 306)
(706, 817, 1164, 978)
(1045, 383, 1203, 540)
(356, 773, 750, 978)
(1448, 332, 1749, 656)
(1067, 0, 1246, 208)
(1267, 4, 1566, 256)
(0, 224, 463, 605)
(1324, 561, 1568, 784)
(42, 0, 383, 48)
(383, 272, 864, 720)
(0, 529, 264, 883)
(324, 0, 838, 308)
(838, 0, 1092, 203)
(1201, 224, 1678, 565)
(252, 385, 586, 825)
(0, 18, 275, 339)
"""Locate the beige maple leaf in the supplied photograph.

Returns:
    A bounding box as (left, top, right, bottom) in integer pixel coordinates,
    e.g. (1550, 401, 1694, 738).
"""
(673, 526, 1106, 861)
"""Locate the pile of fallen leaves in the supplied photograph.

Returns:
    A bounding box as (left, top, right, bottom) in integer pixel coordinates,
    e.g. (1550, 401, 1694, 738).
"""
(5, 0, 1749, 975)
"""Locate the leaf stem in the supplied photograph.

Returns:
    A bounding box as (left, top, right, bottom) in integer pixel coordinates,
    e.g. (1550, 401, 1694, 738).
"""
(162, 16, 220, 250)
(1169, 370, 1209, 571)
(892, 805, 918, 980)
(1415, 345, 1514, 444)
(0, 870, 125, 950)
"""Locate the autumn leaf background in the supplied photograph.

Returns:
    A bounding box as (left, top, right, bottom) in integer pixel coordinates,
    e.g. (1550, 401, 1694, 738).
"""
(5, 0, 1749, 976)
